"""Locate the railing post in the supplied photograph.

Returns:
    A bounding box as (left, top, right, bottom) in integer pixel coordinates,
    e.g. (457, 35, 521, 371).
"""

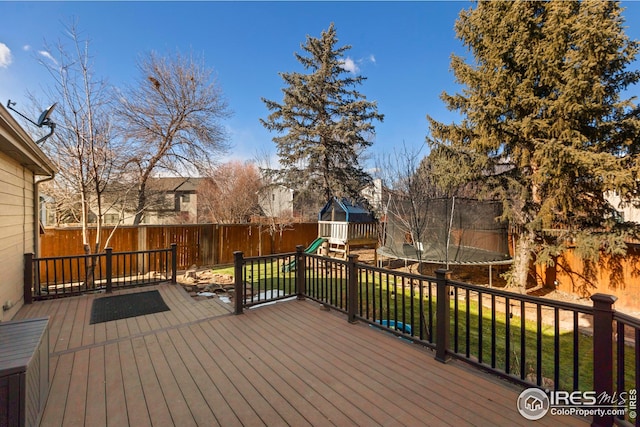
(591, 293, 617, 427)
(23, 253, 34, 304)
(234, 251, 244, 315)
(295, 245, 306, 300)
(347, 254, 359, 323)
(105, 248, 113, 294)
(435, 269, 452, 363)
(170, 243, 177, 284)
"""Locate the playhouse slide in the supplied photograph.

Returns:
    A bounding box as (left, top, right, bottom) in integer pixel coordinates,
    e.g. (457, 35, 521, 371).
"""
(282, 237, 327, 272)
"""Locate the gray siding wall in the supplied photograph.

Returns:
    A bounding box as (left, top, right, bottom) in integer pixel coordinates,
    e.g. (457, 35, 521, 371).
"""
(0, 150, 34, 321)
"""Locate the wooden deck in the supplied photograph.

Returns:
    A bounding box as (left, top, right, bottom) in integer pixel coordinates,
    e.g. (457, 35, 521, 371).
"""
(14, 284, 588, 426)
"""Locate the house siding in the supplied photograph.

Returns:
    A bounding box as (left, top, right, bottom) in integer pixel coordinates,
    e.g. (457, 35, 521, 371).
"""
(0, 150, 34, 321)
(606, 191, 640, 223)
(258, 186, 294, 218)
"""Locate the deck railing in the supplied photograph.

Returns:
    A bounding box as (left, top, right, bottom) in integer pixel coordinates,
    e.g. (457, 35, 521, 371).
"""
(317, 221, 377, 244)
(234, 246, 639, 427)
(24, 245, 177, 301)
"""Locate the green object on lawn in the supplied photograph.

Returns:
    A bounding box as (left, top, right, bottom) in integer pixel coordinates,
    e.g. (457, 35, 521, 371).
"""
(282, 237, 327, 272)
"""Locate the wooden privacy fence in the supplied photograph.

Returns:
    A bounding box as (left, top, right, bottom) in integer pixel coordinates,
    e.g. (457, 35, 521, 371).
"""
(40, 223, 318, 270)
(536, 244, 640, 312)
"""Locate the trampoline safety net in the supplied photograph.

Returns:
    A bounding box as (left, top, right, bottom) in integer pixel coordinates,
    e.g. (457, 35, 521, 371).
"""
(378, 197, 512, 265)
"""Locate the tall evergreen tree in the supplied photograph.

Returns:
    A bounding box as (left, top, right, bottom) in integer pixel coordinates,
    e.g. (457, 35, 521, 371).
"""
(427, 1, 640, 290)
(261, 23, 383, 206)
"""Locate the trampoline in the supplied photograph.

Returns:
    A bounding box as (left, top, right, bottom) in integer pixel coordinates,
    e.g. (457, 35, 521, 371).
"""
(377, 197, 512, 284)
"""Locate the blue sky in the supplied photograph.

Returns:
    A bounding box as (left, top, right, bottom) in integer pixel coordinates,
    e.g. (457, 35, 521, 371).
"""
(1, 1, 640, 165)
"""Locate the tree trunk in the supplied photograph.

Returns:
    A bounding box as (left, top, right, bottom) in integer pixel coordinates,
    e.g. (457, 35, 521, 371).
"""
(133, 181, 147, 225)
(510, 230, 535, 293)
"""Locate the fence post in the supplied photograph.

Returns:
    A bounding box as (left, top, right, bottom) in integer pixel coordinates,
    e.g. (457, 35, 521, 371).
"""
(591, 293, 617, 427)
(105, 248, 113, 293)
(347, 254, 359, 323)
(234, 251, 244, 315)
(435, 269, 452, 363)
(171, 243, 177, 284)
(295, 245, 306, 300)
(23, 253, 34, 304)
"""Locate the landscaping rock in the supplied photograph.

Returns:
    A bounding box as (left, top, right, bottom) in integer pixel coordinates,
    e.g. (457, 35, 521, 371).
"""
(176, 268, 237, 303)
(203, 283, 222, 292)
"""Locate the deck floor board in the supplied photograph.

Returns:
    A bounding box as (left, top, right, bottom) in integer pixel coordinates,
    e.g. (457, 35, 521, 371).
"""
(143, 333, 198, 427)
(14, 283, 589, 427)
(85, 346, 107, 427)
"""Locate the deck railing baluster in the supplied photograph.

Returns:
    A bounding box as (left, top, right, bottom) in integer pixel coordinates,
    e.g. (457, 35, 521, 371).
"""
(616, 321, 626, 420)
(402, 276, 407, 336)
(554, 307, 560, 389)
(392, 272, 396, 323)
(347, 254, 358, 323)
(454, 287, 459, 354)
(34, 257, 41, 298)
(418, 280, 425, 341)
(491, 294, 496, 369)
(53, 258, 58, 295)
(377, 270, 382, 323)
(478, 291, 483, 365)
(536, 304, 542, 386)
(61, 257, 66, 293)
(520, 300, 526, 381)
(505, 298, 510, 375)
(573, 311, 579, 390)
(428, 280, 433, 343)
(106, 248, 113, 293)
(465, 289, 470, 357)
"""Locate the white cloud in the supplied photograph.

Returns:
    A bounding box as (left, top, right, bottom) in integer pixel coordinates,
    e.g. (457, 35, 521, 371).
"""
(338, 55, 376, 74)
(0, 43, 12, 68)
(38, 50, 57, 65)
(340, 56, 359, 74)
(23, 45, 31, 51)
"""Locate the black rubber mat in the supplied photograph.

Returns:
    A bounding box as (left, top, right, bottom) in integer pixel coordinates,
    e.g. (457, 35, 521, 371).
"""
(90, 290, 170, 324)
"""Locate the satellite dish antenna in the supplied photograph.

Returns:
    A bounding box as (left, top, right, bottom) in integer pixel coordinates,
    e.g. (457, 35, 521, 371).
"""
(36, 103, 57, 127)
(6, 100, 57, 144)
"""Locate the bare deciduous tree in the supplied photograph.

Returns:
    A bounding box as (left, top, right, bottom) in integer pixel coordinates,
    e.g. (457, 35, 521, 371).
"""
(197, 161, 262, 224)
(376, 144, 441, 272)
(254, 149, 296, 255)
(116, 51, 232, 225)
(35, 22, 123, 254)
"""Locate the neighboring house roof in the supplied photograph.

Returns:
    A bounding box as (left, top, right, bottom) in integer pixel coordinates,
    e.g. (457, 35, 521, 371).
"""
(0, 103, 57, 176)
(146, 177, 203, 193)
